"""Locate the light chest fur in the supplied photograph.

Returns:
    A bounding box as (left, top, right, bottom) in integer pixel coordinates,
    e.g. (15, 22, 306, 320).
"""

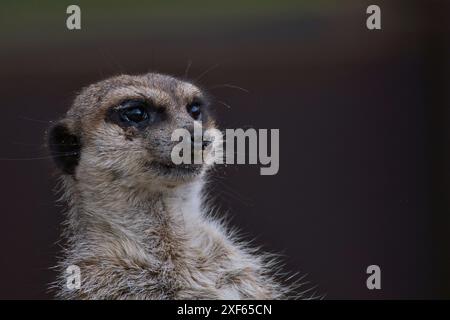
(56, 177, 286, 299)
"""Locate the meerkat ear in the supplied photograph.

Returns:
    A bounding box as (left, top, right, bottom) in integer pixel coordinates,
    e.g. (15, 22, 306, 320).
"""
(48, 121, 81, 175)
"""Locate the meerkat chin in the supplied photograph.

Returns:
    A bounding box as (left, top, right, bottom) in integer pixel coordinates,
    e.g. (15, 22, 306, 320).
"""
(47, 72, 295, 300)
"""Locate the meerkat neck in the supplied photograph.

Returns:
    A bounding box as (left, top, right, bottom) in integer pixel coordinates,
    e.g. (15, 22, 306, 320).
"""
(62, 176, 206, 244)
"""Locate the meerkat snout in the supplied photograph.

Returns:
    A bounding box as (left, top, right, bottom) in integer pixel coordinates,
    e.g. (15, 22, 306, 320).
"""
(48, 73, 216, 187)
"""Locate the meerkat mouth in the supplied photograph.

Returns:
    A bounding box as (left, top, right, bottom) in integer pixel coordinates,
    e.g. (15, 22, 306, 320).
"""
(147, 160, 202, 176)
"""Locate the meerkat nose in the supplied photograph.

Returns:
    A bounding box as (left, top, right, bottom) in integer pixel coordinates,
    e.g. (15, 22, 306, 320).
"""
(190, 134, 210, 150)
(202, 140, 211, 150)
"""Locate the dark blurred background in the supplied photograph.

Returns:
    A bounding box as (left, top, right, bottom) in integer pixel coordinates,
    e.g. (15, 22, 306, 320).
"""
(0, 0, 449, 299)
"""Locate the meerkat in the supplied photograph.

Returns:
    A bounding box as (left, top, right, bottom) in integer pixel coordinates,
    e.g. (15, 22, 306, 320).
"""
(48, 73, 295, 300)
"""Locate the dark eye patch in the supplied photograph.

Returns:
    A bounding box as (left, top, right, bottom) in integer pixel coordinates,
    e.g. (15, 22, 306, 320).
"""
(48, 123, 81, 175)
(186, 97, 210, 122)
(106, 99, 166, 129)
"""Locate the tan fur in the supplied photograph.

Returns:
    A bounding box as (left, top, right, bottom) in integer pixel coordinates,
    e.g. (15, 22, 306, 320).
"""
(50, 73, 294, 300)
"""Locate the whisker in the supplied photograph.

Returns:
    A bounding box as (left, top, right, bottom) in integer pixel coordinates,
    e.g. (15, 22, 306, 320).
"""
(217, 100, 232, 109)
(184, 60, 192, 79)
(0, 153, 77, 161)
(195, 63, 220, 82)
(209, 84, 249, 93)
(19, 116, 55, 124)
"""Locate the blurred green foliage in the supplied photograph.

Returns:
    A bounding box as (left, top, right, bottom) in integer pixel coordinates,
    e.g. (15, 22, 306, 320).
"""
(0, 0, 336, 25)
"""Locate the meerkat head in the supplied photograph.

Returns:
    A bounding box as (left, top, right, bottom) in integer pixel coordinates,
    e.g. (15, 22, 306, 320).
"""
(48, 73, 217, 189)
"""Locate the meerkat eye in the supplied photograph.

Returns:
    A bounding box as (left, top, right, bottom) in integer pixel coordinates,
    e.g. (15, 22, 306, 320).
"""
(121, 106, 148, 123)
(186, 102, 202, 120)
(115, 100, 151, 125)
(106, 99, 166, 128)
